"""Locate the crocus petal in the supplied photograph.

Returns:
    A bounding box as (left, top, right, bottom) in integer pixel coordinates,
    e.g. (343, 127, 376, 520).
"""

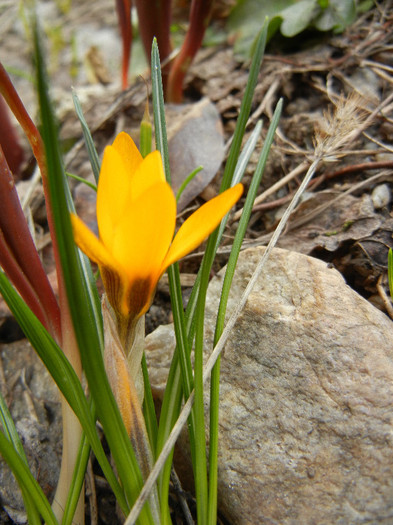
(113, 181, 176, 319)
(71, 213, 130, 317)
(72, 130, 243, 326)
(112, 132, 143, 177)
(129, 150, 166, 202)
(113, 181, 176, 282)
(97, 145, 135, 251)
(161, 183, 243, 271)
(71, 213, 121, 271)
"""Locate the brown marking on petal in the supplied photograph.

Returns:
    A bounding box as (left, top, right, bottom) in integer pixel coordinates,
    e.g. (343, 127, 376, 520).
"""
(103, 274, 156, 349)
(100, 269, 158, 350)
(125, 277, 155, 323)
(100, 265, 125, 316)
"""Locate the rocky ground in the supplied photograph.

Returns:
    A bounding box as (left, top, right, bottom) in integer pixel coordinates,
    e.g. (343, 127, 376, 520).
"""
(0, 1, 393, 523)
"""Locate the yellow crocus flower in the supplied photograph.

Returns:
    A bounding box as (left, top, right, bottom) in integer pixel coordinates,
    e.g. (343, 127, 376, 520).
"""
(71, 132, 243, 325)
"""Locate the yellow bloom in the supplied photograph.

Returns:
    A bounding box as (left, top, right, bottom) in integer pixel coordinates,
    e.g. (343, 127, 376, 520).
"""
(71, 132, 243, 323)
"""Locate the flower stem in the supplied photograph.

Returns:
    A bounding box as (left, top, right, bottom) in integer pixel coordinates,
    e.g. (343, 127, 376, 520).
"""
(52, 295, 84, 524)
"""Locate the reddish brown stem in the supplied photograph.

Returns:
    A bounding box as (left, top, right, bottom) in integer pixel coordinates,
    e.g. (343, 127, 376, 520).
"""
(0, 96, 24, 175)
(116, 0, 133, 90)
(308, 160, 393, 191)
(166, 0, 214, 103)
(253, 160, 393, 214)
(0, 146, 61, 339)
(0, 63, 68, 343)
(134, 0, 172, 91)
(0, 229, 50, 330)
(324, 160, 393, 179)
(0, 65, 45, 171)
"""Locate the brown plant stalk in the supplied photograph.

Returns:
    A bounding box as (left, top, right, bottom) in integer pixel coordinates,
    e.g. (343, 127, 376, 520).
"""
(0, 63, 69, 342)
(135, 0, 172, 91)
(116, 0, 133, 90)
(167, 0, 214, 102)
(0, 146, 61, 338)
(0, 96, 24, 174)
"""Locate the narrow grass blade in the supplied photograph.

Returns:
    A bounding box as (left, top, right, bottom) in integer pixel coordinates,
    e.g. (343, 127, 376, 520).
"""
(176, 165, 203, 202)
(215, 100, 282, 341)
(389, 248, 393, 300)
(33, 20, 155, 523)
(140, 99, 153, 158)
(155, 366, 182, 524)
(151, 39, 170, 182)
(220, 20, 268, 192)
(0, 430, 58, 525)
(232, 120, 263, 186)
(208, 100, 282, 524)
(151, 39, 194, 416)
(192, 232, 217, 524)
(0, 268, 128, 513)
(0, 390, 29, 464)
(142, 353, 158, 454)
(185, 19, 269, 332)
(66, 171, 97, 191)
(185, 23, 269, 349)
(215, 119, 262, 244)
(183, 120, 263, 344)
(72, 88, 100, 184)
(150, 24, 268, 522)
(151, 38, 196, 522)
(0, 392, 42, 524)
(188, 23, 268, 522)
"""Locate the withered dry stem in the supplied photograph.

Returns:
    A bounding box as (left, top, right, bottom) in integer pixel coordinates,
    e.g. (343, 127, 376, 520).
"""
(376, 274, 393, 321)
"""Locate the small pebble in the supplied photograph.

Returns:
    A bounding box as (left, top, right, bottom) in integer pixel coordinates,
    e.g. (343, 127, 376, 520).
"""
(371, 184, 391, 209)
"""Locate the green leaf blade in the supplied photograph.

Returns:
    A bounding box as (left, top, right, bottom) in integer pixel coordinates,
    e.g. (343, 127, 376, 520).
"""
(33, 19, 154, 522)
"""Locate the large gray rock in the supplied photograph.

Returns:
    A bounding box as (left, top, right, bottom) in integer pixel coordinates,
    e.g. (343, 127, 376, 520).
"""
(145, 246, 393, 524)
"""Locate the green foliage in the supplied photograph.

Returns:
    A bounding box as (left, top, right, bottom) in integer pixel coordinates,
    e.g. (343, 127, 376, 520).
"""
(0, 429, 57, 525)
(1, 8, 280, 524)
(34, 19, 155, 523)
(228, 0, 360, 58)
(72, 88, 101, 183)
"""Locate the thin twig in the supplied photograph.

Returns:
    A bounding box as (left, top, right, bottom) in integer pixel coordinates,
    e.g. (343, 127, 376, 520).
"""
(361, 59, 393, 74)
(86, 458, 98, 525)
(252, 160, 386, 213)
(253, 170, 393, 247)
(286, 170, 393, 232)
(363, 132, 393, 153)
(376, 274, 393, 320)
(232, 161, 309, 221)
(307, 160, 393, 191)
(170, 468, 194, 525)
(248, 78, 280, 122)
(241, 91, 393, 222)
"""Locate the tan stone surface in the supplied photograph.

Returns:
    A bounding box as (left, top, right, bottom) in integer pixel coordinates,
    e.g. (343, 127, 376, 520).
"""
(145, 247, 393, 524)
